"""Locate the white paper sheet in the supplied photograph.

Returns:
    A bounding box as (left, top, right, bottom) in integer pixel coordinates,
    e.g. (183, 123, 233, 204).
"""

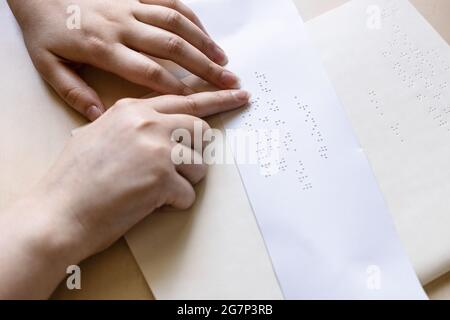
(128, 0, 426, 299)
(307, 0, 450, 284)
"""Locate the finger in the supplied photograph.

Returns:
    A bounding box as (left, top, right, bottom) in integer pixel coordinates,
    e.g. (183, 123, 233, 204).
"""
(165, 113, 210, 151)
(37, 56, 105, 121)
(172, 144, 207, 185)
(125, 24, 240, 89)
(133, 4, 227, 65)
(139, 0, 209, 35)
(166, 172, 196, 210)
(89, 44, 194, 95)
(149, 90, 251, 118)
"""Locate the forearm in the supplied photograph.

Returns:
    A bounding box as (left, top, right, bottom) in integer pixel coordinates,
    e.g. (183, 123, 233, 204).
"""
(0, 189, 80, 299)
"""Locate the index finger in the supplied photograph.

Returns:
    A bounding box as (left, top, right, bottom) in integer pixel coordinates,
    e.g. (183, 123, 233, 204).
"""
(148, 89, 250, 118)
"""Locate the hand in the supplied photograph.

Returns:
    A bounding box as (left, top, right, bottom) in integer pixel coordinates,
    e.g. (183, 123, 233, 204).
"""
(8, 0, 240, 121)
(37, 89, 250, 260)
(0, 89, 249, 299)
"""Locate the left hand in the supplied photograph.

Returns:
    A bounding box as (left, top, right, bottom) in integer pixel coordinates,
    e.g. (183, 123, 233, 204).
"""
(8, 0, 239, 121)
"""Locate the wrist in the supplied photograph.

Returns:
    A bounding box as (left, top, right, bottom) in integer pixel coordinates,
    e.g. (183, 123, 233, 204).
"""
(6, 187, 86, 272)
(31, 185, 91, 264)
(0, 189, 82, 298)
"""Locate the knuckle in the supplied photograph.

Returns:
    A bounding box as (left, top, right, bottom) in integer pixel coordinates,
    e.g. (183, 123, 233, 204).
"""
(153, 155, 173, 177)
(166, 36, 184, 56)
(155, 166, 172, 182)
(202, 119, 211, 132)
(183, 188, 196, 208)
(121, 113, 142, 130)
(165, 10, 182, 29)
(197, 118, 210, 132)
(128, 110, 160, 131)
(31, 53, 50, 73)
(165, 0, 179, 9)
(191, 13, 202, 25)
(171, 185, 196, 210)
(114, 98, 135, 109)
(153, 143, 172, 159)
(63, 86, 85, 107)
(85, 36, 109, 57)
(201, 37, 214, 53)
(110, 100, 146, 126)
(135, 117, 160, 132)
(183, 97, 199, 115)
(144, 64, 163, 83)
(195, 163, 208, 181)
(214, 90, 230, 104)
(205, 62, 218, 80)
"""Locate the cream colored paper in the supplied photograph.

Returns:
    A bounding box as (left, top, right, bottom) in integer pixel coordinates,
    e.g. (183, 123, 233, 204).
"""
(307, 0, 450, 284)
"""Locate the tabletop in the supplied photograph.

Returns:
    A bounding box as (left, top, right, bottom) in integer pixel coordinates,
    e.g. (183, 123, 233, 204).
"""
(0, 0, 449, 300)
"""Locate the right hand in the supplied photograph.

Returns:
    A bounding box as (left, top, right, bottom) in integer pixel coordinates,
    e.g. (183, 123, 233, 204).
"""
(0, 89, 249, 299)
(31, 89, 250, 262)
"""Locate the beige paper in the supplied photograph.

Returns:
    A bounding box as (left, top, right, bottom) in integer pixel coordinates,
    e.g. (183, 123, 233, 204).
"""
(307, 0, 450, 284)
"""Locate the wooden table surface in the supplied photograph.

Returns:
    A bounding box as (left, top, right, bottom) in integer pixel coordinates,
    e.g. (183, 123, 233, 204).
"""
(0, 0, 449, 300)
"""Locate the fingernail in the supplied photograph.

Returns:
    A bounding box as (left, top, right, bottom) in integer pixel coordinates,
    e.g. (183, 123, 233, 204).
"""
(212, 45, 228, 65)
(86, 105, 102, 122)
(220, 70, 240, 89)
(232, 90, 251, 102)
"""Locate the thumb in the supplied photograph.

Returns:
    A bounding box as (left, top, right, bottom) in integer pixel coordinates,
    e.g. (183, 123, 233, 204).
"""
(38, 57, 105, 121)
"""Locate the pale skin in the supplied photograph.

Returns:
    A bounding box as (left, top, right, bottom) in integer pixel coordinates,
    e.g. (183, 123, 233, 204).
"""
(0, 90, 250, 299)
(7, 0, 240, 121)
(1, 0, 249, 299)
